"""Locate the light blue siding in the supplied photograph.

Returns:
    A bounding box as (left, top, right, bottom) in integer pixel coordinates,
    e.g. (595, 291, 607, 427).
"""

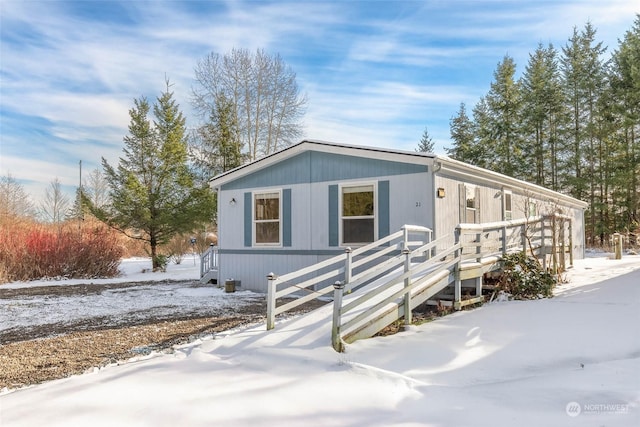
(221, 151, 428, 191)
(378, 180, 390, 238)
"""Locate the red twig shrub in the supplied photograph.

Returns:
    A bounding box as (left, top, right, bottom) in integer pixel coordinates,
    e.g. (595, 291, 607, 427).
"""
(0, 219, 123, 283)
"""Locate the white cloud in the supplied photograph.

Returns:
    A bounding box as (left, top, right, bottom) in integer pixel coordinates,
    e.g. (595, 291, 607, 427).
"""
(1, 0, 636, 204)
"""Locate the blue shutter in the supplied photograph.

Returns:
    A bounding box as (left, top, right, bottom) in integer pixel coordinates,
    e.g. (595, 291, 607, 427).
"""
(244, 192, 252, 247)
(378, 180, 390, 238)
(328, 184, 339, 246)
(283, 189, 292, 247)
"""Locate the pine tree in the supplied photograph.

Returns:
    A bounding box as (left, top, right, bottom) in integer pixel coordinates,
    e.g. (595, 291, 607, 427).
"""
(447, 103, 475, 162)
(191, 94, 243, 180)
(470, 97, 494, 169)
(416, 126, 435, 152)
(520, 43, 566, 188)
(89, 81, 215, 270)
(609, 14, 640, 235)
(485, 55, 523, 178)
(561, 23, 607, 243)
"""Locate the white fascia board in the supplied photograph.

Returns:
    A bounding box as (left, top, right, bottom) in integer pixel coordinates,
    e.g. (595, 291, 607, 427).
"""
(434, 155, 589, 210)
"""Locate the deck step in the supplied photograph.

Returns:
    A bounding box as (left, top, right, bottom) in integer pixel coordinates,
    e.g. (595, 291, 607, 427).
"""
(200, 269, 218, 284)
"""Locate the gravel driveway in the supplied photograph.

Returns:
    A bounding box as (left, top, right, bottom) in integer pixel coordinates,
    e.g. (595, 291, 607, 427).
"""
(0, 280, 265, 344)
(0, 280, 326, 390)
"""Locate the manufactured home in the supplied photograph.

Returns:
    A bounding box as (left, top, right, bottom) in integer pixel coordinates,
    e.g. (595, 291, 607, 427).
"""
(203, 140, 587, 292)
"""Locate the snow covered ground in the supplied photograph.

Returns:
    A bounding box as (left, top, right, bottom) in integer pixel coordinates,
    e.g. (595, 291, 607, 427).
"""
(1, 255, 202, 289)
(1, 253, 639, 427)
(0, 255, 263, 339)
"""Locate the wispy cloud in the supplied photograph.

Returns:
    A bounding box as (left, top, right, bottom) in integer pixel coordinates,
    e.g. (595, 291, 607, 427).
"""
(0, 0, 636, 205)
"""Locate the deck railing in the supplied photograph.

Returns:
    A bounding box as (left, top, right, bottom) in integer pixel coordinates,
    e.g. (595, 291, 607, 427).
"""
(265, 225, 433, 329)
(199, 244, 219, 283)
(330, 213, 573, 351)
(455, 214, 573, 272)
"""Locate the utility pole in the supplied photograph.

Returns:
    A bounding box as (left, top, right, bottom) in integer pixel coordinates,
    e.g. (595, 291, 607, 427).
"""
(78, 160, 83, 231)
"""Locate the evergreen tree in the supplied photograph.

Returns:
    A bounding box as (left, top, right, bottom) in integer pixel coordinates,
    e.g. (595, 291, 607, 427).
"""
(447, 103, 475, 162)
(470, 97, 494, 169)
(89, 81, 215, 270)
(609, 14, 640, 234)
(520, 43, 566, 188)
(561, 23, 607, 243)
(416, 126, 435, 152)
(485, 55, 524, 178)
(190, 94, 243, 180)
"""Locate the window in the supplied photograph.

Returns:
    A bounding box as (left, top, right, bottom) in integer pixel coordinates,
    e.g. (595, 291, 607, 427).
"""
(254, 191, 281, 245)
(504, 190, 512, 220)
(465, 185, 477, 223)
(341, 184, 375, 245)
(528, 201, 537, 218)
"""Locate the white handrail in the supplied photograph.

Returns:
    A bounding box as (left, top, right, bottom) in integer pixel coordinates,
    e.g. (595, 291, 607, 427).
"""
(266, 225, 432, 330)
(330, 213, 574, 351)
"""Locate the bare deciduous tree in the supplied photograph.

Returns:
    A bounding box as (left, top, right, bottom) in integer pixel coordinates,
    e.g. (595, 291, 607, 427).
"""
(84, 168, 110, 209)
(40, 177, 70, 224)
(192, 48, 307, 162)
(0, 174, 35, 220)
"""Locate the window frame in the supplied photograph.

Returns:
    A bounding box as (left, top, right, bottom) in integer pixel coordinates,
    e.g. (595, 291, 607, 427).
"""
(339, 181, 378, 247)
(252, 189, 282, 247)
(503, 189, 513, 221)
(465, 184, 477, 223)
(528, 201, 538, 218)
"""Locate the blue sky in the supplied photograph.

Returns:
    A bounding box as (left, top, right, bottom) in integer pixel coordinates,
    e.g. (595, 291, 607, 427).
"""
(0, 0, 637, 205)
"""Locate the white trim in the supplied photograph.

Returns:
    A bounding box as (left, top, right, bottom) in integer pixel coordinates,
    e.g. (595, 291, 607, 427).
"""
(503, 189, 513, 221)
(339, 181, 378, 247)
(252, 188, 283, 247)
(464, 184, 477, 223)
(435, 155, 588, 210)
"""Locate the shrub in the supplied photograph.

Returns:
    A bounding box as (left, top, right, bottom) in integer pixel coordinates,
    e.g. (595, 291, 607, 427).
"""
(0, 220, 123, 283)
(164, 234, 192, 265)
(495, 252, 557, 300)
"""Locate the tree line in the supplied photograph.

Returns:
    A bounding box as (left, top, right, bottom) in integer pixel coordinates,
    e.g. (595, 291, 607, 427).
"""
(2, 49, 307, 271)
(446, 17, 640, 245)
(3, 19, 638, 272)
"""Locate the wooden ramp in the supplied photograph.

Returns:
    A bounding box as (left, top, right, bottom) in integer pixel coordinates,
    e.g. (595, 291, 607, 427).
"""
(263, 215, 573, 352)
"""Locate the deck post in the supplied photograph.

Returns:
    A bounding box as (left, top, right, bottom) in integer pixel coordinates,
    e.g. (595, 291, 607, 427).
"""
(454, 227, 462, 311)
(266, 272, 277, 330)
(331, 281, 346, 352)
(402, 226, 410, 252)
(521, 224, 527, 255)
(541, 217, 547, 271)
(551, 215, 558, 274)
(568, 220, 574, 267)
(613, 233, 623, 260)
(501, 225, 507, 255)
(559, 218, 566, 271)
(403, 248, 412, 326)
(344, 247, 352, 291)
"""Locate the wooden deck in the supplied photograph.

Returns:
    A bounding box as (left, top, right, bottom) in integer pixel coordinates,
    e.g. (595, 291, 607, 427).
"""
(201, 214, 574, 352)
